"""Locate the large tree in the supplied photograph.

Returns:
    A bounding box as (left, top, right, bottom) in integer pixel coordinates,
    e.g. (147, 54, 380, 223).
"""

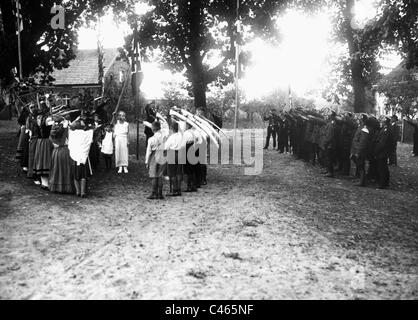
(0, 0, 117, 86)
(326, 0, 383, 113)
(117, 0, 314, 110)
(364, 0, 418, 70)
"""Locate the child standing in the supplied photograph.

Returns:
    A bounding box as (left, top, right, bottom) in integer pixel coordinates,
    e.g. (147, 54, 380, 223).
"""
(145, 121, 169, 200)
(164, 122, 183, 197)
(68, 117, 94, 198)
(182, 123, 198, 192)
(114, 111, 129, 173)
(101, 124, 114, 170)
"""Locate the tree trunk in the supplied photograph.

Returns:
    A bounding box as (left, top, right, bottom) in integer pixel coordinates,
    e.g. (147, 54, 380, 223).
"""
(345, 0, 367, 113)
(188, 0, 207, 111)
(351, 60, 367, 113)
(191, 77, 207, 110)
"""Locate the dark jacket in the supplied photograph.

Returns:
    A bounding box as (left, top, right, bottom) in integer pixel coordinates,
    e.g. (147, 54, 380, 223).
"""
(323, 120, 337, 150)
(373, 126, 393, 159)
(351, 126, 370, 158)
(144, 111, 156, 137)
(264, 114, 279, 129)
(389, 122, 400, 147)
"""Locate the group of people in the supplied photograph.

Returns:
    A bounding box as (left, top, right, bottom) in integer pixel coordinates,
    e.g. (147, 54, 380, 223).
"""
(142, 104, 209, 200)
(264, 108, 406, 190)
(15, 98, 130, 197)
(15, 97, 213, 200)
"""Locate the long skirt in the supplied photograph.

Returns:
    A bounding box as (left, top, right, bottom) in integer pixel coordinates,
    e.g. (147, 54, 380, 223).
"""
(16, 128, 29, 168)
(27, 138, 38, 178)
(16, 127, 25, 160)
(115, 135, 129, 167)
(33, 138, 53, 176)
(49, 146, 75, 194)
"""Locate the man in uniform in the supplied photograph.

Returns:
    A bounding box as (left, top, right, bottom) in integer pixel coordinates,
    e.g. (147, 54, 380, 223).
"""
(263, 109, 279, 150)
(351, 115, 371, 187)
(277, 116, 290, 153)
(323, 111, 338, 178)
(405, 118, 418, 156)
(374, 116, 393, 189)
(338, 113, 357, 176)
(388, 115, 400, 166)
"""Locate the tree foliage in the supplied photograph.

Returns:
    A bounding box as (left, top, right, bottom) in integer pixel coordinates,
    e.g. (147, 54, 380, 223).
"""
(0, 0, 118, 87)
(115, 0, 325, 110)
(364, 0, 418, 70)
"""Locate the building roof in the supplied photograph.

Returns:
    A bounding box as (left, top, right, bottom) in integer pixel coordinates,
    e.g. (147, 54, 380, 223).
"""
(379, 63, 418, 85)
(50, 48, 120, 86)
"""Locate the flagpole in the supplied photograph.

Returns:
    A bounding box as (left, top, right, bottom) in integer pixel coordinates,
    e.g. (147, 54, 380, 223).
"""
(16, 0, 23, 80)
(233, 0, 240, 138)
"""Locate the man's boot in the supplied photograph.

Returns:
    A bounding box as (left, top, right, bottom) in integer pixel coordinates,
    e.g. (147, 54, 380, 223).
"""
(167, 178, 176, 196)
(157, 179, 164, 200)
(147, 179, 158, 199)
(176, 175, 183, 196)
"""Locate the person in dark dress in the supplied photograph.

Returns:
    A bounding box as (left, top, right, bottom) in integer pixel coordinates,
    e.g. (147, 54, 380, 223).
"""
(33, 106, 54, 190)
(49, 120, 75, 194)
(16, 106, 30, 172)
(89, 114, 103, 171)
(26, 105, 41, 184)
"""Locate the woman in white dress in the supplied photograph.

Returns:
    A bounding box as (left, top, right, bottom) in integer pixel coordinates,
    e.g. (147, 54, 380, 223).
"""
(114, 111, 129, 173)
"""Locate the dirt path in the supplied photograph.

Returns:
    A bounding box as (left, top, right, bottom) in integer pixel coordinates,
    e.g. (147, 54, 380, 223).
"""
(0, 120, 417, 299)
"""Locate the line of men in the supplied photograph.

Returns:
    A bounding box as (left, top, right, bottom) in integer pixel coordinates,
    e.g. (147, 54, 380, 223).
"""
(264, 108, 401, 190)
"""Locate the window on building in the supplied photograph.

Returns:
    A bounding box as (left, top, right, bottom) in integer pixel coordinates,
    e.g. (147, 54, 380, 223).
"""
(119, 70, 125, 83)
(61, 94, 71, 106)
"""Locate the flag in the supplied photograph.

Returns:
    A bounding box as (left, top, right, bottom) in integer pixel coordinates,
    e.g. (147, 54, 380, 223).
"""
(0, 7, 4, 34)
(14, 0, 23, 34)
(16, 20, 23, 34)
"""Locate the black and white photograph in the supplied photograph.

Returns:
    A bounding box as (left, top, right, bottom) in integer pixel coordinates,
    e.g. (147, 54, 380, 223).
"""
(0, 0, 417, 302)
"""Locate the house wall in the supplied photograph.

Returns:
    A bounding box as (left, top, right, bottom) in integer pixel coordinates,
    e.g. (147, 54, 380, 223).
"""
(105, 59, 130, 85)
(49, 57, 130, 105)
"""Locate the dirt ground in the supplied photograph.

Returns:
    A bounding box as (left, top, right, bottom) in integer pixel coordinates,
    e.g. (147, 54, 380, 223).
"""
(0, 120, 417, 300)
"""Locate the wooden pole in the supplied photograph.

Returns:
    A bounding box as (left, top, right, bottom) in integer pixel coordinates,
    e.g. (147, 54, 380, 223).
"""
(16, 0, 23, 80)
(111, 72, 130, 124)
(233, 0, 240, 138)
(132, 26, 142, 160)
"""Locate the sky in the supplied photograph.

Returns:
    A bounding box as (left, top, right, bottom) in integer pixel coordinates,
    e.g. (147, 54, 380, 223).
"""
(77, 0, 402, 100)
